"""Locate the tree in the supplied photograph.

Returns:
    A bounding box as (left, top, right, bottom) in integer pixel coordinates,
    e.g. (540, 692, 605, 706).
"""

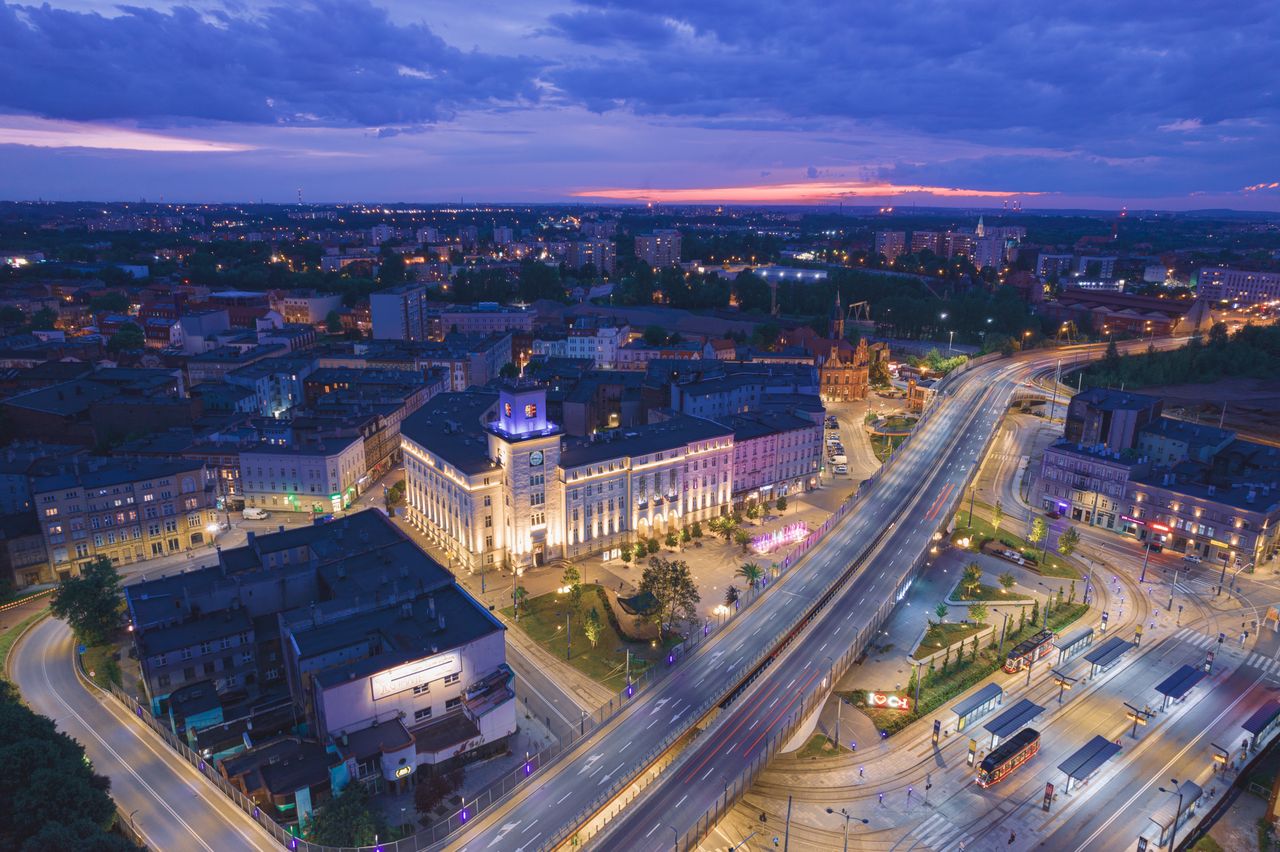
(308, 782, 385, 846)
(414, 771, 456, 822)
(561, 564, 583, 616)
(89, 292, 130, 313)
(992, 499, 1004, 535)
(935, 602, 948, 621)
(998, 572, 1016, 594)
(869, 357, 891, 387)
(620, 544, 632, 564)
(643, 325, 670, 346)
(665, 531, 679, 549)
(775, 496, 787, 513)
(708, 516, 738, 542)
(961, 562, 983, 598)
(499, 361, 520, 380)
(647, 537, 660, 555)
(1030, 599, 1040, 626)
(639, 556, 701, 634)
(745, 503, 760, 522)
(679, 527, 691, 544)
(690, 521, 703, 539)
(583, 608, 603, 648)
(0, 681, 133, 851)
(513, 585, 529, 620)
(51, 555, 121, 646)
(732, 528, 752, 551)
(325, 309, 344, 334)
(724, 585, 740, 607)
(1057, 525, 1081, 558)
(28, 307, 57, 330)
(106, 321, 145, 354)
(736, 562, 764, 591)
(1029, 517, 1048, 555)
(969, 603, 989, 624)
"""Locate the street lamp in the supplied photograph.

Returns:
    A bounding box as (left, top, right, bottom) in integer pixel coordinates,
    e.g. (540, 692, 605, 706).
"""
(826, 808, 868, 852)
(1159, 780, 1183, 851)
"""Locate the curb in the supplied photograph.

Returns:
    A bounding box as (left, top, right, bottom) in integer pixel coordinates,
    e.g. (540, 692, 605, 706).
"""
(2, 605, 51, 683)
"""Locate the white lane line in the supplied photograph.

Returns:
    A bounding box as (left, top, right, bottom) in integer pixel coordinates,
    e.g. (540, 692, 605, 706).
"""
(646, 823, 661, 838)
(557, 791, 572, 804)
(39, 633, 218, 852)
(676, 794, 689, 809)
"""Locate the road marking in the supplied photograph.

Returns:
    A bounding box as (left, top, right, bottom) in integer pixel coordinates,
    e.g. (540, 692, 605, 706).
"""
(676, 794, 688, 809)
(701, 767, 715, 781)
(556, 791, 572, 804)
(38, 630, 219, 852)
(646, 823, 661, 838)
(1072, 669, 1265, 851)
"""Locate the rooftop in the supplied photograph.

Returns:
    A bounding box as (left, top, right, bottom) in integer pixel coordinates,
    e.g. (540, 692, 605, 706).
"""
(560, 413, 732, 468)
(400, 390, 501, 476)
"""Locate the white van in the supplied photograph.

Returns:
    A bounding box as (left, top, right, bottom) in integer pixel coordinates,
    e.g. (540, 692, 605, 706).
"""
(831, 454, 848, 465)
(241, 507, 268, 520)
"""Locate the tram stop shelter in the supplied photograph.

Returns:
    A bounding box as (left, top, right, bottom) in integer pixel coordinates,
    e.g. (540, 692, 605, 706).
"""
(983, 698, 1045, 749)
(1243, 699, 1280, 751)
(1154, 664, 1206, 711)
(951, 683, 1003, 733)
(1055, 626, 1094, 665)
(1140, 780, 1202, 849)
(1058, 735, 1121, 793)
(1083, 636, 1134, 678)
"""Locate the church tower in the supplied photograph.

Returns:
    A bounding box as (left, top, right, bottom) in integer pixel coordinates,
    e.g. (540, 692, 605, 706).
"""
(830, 291, 845, 340)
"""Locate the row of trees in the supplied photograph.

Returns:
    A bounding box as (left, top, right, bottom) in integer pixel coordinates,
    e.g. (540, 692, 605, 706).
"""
(1086, 323, 1280, 389)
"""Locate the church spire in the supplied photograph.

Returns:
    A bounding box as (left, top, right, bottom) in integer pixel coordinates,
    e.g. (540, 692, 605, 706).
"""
(830, 290, 845, 340)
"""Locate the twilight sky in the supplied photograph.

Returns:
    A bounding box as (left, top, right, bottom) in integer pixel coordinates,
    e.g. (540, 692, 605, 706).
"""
(1, 0, 1277, 209)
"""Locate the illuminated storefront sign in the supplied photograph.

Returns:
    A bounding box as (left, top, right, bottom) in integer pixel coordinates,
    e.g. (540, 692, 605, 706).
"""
(866, 691, 911, 711)
(370, 652, 461, 700)
(1150, 523, 1170, 533)
(1120, 515, 1144, 526)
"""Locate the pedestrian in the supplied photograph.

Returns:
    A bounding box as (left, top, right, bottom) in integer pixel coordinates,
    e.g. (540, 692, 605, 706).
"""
(1008, 831, 1016, 845)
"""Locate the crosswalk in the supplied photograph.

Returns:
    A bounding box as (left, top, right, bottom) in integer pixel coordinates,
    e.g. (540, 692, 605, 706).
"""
(906, 813, 975, 851)
(1173, 628, 1280, 674)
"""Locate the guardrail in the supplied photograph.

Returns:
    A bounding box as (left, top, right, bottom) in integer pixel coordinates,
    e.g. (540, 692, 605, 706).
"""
(73, 354, 1020, 852)
(568, 364, 1016, 850)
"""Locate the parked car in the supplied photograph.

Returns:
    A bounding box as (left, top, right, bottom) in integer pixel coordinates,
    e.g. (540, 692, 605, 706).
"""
(831, 454, 848, 465)
(241, 507, 268, 520)
(1183, 553, 1203, 564)
(825, 416, 839, 429)
(834, 464, 849, 475)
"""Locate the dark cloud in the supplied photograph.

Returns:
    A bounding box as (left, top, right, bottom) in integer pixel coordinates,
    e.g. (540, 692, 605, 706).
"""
(0, 0, 544, 126)
(542, 0, 1279, 184)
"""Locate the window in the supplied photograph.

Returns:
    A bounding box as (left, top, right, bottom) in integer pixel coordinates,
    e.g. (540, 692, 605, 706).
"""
(413, 683, 430, 696)
(157, 674, 171, 688)
(444, 672, 460, 686)
(43, 507, 58, 517)
(483, 495, 491, 507)
(445, 697, 462, 711)
(414, 707, 433, 722)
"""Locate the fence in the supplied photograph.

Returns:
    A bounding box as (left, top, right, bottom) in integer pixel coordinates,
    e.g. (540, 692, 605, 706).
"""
(76, 354, 1017, 852)
(547, 356, 1017, 851)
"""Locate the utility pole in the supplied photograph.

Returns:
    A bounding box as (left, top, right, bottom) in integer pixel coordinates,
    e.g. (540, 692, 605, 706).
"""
(566, 611, 572, 660)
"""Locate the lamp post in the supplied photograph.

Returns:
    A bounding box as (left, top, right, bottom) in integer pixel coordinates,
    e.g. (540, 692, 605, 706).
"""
(1159, 780, 1183, 851)
(997, 610, 1011, 656)
(1138, 540, 1153, 584)
(826, 808, 868, 852)
(669, 825, 677, 852)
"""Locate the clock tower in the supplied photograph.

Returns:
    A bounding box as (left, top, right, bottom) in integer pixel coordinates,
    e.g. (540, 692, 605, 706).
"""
(486, 383, 563, 569)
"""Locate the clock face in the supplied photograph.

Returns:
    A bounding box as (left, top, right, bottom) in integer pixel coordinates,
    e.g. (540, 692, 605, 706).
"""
(530, 450, 544, 466)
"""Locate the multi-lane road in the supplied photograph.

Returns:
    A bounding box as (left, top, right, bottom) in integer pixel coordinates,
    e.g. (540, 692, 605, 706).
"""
(10, 615, 279, 852)
(7, 339, 1173, 852)
(453, 344, 1148, 852)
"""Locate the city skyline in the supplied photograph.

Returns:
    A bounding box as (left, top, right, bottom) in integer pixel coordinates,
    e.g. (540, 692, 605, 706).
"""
(1, 0, 1278, 210)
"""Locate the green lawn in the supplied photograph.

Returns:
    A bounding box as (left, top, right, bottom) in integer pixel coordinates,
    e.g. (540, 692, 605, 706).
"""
(952, 582, 1015, 602)
(81, 644, 122, 689)
(950, 503, 1080, 579)
(871, 434, 908, 463)
(913, 621, 986, 660)
(502, 585, 670, 691)
(847, 600, 1089, 736)
(0, 607, 48, 679)
(792, 733, 851, 760)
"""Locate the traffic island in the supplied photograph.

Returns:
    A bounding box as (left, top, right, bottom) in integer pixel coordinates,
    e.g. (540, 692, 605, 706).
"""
(843, 600, 1089, 737)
